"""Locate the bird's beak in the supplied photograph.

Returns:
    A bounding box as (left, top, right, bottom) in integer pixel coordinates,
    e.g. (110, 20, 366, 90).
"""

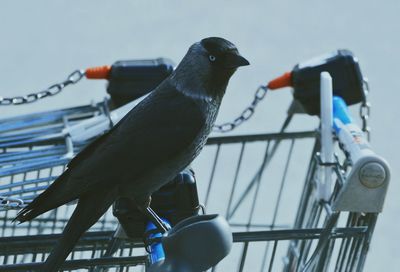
(224, 52, 250, 69)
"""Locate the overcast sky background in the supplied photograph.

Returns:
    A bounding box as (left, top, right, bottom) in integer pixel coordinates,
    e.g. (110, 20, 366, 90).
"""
(0, 1, 399, 271)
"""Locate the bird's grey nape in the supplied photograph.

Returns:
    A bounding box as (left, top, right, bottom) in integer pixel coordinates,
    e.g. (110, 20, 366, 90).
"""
(171, 42, 225, 102)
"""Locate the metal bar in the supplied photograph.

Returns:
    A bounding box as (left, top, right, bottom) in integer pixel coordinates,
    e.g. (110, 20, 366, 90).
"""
(293, 140, 320, 229)
(335, 213, 357, 271)
(270, 139, 295, 229)
(319, 72, 334, 201)
(227, 135, 285, 219)
(267, 241, 278, 272)
(260, 241, 271, 272)
(246, 141, 271, 228)
(299, 200, 322, 266)
(0, 137, 66, 149)
(0, 159, 69, 177)
(229, 223, 290, 229)
(238, 242, 249, 272)
(347, 236, 363, 272)
(316, 238, 335, 272)
(301, 212, 340, 271)
(207, 131, 315, 145)
(0, 231, 142, 252)
(0, 176, 58, 191)
(225, 142, 246, 219)
(0, 255, 147, 271)
(204, 144, 221, 206)
(260, 139, 295, 271)
(0, 148, 67, 164)
(0, 126, 63, 143)
(1, 184, 49, 197)
(356, 213, 378, 272)
(284, 141, 319, 270)
(0, 227, 368, 254)
(0, 104, 100, 130)
(232, 227, 367, 243)
(345, 213, 365, 271)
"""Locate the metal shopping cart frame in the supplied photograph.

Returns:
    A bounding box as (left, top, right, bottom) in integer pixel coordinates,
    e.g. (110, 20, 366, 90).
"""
(0, 71, 390, 271)
(0, 121, 382, 271)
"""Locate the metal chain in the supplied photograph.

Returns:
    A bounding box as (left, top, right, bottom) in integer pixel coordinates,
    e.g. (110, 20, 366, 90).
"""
(0, 68, 265, 130)
(213, 85, 268, 132)
(360, 78, 371, 140)
(0, 196, 26, 210)
(0, 70, 85, 106)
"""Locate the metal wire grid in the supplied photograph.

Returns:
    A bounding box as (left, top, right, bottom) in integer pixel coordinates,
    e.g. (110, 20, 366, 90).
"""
(0, 108, 378, 271)
(0, 228, 368, 272)
(0, 101, 115, 237)
(0, 102, 107, 147)
(193, 123, 376, 272)
(284, 147, 378, 272)
(0, 231, 147, 272)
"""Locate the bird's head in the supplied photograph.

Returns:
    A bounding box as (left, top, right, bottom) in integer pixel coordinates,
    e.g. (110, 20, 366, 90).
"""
(172, 37, 249, 100)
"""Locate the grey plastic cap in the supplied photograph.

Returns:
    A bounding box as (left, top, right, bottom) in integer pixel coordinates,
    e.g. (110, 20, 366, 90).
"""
(148, 214, 232, 272)
(333, 154, 391, 213)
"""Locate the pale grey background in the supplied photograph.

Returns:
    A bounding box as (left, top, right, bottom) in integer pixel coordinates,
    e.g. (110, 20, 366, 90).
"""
(0, 1, 398, 271)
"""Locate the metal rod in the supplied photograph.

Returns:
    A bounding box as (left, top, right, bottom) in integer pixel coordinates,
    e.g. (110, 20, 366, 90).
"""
(204, 144, 221, 206)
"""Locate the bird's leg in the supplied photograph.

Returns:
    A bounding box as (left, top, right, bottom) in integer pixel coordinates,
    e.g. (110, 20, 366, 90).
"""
(137, 196, 171, 234)
(145, 206, 169, 233)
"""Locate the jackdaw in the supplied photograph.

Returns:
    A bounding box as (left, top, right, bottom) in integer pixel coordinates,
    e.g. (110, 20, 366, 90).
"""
(15, 37, 249, 271)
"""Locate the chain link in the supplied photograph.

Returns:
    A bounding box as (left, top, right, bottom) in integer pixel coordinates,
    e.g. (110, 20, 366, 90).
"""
(0, 70, 85, 106)
(0, 196, 26, 210)
(213, 85, 268, 132)
(360, 78, 371, 140)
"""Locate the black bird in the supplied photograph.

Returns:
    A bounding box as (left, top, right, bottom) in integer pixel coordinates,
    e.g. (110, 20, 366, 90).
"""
(15, 37, 249, 271)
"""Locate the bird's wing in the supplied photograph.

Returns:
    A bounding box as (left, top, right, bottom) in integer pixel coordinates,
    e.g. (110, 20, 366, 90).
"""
(65, 81, 206, 193)
(15, 82, 206, 222)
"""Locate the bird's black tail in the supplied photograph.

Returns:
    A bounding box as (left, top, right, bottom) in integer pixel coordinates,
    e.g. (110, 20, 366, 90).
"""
(42, 188, 117, 272)
(14, 169, 76, 223)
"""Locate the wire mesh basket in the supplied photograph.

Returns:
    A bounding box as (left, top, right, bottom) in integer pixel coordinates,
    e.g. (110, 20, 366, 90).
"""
(0, 97, 384, 272)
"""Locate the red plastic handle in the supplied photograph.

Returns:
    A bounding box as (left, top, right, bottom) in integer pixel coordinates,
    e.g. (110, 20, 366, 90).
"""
(85, 65, 111, 79)
(267, 71, 292, 90)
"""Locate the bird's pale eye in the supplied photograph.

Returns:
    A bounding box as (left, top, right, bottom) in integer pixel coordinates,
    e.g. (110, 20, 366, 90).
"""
(209, 55, 216, 62)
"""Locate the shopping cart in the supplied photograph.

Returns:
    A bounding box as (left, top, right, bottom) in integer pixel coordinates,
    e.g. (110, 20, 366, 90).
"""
(0, 51, 391, 271)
